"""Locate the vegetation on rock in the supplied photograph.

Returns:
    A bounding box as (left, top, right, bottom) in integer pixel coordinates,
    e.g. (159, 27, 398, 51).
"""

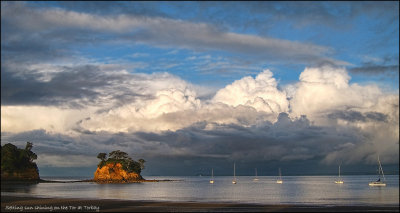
(94, 150, 145, 182)
(1, 142, 40, 181)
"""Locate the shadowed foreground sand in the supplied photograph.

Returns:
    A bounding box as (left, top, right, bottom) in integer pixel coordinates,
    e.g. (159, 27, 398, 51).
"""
(1, 196, 399, 212)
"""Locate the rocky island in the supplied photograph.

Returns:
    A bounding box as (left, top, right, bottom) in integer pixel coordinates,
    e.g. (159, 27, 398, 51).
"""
(1, 142, 40, 181)
(1, 142, 175, 184)
(93, 150, 146, 183)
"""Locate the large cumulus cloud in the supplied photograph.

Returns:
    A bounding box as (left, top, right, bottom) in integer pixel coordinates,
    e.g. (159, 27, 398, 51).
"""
(212, 69, 289, 115)
(1, 66, 399, 172)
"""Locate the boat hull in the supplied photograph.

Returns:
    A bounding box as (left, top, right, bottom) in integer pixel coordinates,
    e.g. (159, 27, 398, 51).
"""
(335, 180, 344, 184)
(276, 180, 283, 184)
(369, 182, 386, 186)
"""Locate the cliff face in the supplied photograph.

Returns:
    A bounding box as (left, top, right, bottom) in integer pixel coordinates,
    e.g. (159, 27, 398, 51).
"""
(94, 163, 143, 183)
(1, 168, 40, 181)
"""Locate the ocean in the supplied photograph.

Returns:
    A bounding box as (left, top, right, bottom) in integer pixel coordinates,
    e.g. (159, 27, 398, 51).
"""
(2, 175, 399, 206)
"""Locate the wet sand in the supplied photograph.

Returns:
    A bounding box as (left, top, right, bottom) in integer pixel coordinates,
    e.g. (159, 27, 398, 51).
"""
(2, 196, 399, 212)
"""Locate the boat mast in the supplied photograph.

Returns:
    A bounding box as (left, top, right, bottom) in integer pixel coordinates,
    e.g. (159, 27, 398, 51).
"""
(279, 168, 282, 180)
(339, 165, 341, 178)
(234, 162, 236, 180)
(378, 155, 385, 182)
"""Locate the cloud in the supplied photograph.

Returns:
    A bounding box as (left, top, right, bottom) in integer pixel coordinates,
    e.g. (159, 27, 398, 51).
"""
(36, 154, 99, 168)
(43, 2, 398, 33)
(2, 109, 397, 172)
(287, 66, 398, 165)
(213, 69, 289, 114)
(1, 68, 207, 133)
(76, 69, 290, 133)
(349, 64, 399, 75)
(1, 64, 112, 107)
(1, 2, 346, 66)
(327, 110, 388, 122)
(1, 62, 199, 108)
(289, 66, 393, 120)
(1, 65, 398, 172)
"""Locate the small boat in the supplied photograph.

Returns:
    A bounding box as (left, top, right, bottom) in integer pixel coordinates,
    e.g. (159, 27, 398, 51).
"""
(253, 168, 259, 181)
(334, 165, 344, 184)
(276, 168, 283, 184)
(232, 162, 237, 184)
(369, 155, 386, 187)
(210, 168, 214, 184)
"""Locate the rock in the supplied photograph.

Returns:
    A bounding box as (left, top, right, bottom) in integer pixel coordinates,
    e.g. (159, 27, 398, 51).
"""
(1, 142, 40, 182)
(1, 168, 40, 181)
(94, 163, 143, 183)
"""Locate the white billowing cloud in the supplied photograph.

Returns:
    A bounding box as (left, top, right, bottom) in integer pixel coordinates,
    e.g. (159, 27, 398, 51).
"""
(80, 87, 202, 132)
(74, 71, 205, 133)
(0, 106, 93, 134)
(288, 66, 398, 165)
(78, 69, 287, 133)
(138, 88, 201, 118)
(299, 66, 350, 89)
(212, 69, 289, 116)
(290, 66, 386, 121)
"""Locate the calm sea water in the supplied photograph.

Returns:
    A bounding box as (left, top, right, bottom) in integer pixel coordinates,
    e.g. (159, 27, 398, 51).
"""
(2, 175, 399, 206)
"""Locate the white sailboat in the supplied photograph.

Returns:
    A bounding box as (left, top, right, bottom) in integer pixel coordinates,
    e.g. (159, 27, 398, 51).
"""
(253, 168, 259, 181)
(232, 162, 237, 184)
(334, 165, 344, 184)
(210, 168, 214, 184)
(276, 168, 283, 184)
(369, 155, 386, 186)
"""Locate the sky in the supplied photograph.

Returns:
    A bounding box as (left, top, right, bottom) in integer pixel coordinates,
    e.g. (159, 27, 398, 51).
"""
(1, 1, 399, 176)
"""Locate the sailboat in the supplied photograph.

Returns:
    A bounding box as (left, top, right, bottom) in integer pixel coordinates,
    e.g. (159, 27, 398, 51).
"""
(210, 168, 214, 184)
(232, 162, 237, 184)
(253, 168, 259, 181)
(334, 165, 344, 184)
(369, 155, 386, 186)
(276, 168, 283, 184)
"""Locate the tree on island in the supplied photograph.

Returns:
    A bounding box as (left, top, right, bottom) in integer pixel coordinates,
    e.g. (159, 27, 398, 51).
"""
(1, 142, 39, 180)
(96, 150, 145, 174)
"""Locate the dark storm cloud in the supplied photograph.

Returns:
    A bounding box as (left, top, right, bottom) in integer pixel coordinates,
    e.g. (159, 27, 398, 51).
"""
(123, 113, 360, 163)
(349, 64, 399, 75)
(348, 54, 399, 76)
(0, 113, 366, 163)
(327, 110, 388, 122)
(1, 64, 143, 107)
(2, 112, 396, 175)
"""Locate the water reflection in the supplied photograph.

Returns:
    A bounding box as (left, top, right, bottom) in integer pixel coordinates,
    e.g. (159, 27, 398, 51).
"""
(1, 182, 38, 193)
(1, 175, 398, 206)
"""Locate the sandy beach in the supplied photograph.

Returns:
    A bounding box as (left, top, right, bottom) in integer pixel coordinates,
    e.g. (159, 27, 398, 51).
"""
(1, 196, 398, 212)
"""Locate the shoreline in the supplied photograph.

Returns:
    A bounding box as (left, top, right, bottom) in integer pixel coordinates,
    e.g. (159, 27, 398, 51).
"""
(1, 196, 399, 212)
(1, 179, 182, 184)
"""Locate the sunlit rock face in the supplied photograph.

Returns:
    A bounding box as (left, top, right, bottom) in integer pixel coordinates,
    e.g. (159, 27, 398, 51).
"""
(1, 168, 40, 181)
(93, 163, 143, 183)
